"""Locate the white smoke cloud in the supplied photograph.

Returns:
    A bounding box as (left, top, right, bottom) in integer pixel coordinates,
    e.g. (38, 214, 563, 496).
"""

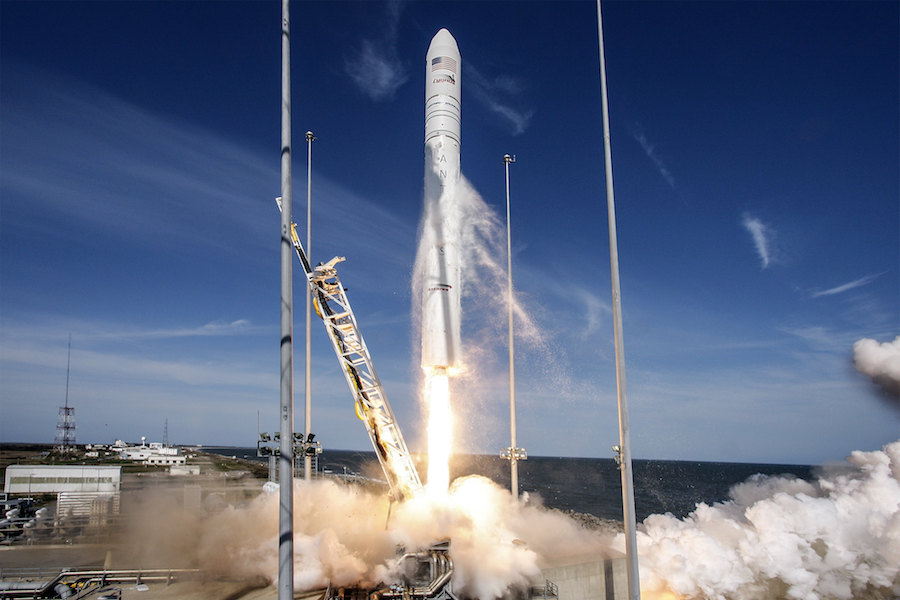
(627, 439, 900, 599)
(741, 213, 773, 269)
(194, 480, 393, 588)
(186, 476, 612, 598)
(853, 336, 900, 398)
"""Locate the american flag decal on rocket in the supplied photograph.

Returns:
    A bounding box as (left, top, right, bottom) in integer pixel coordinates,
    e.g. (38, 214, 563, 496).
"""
(431, 56, 457, 73)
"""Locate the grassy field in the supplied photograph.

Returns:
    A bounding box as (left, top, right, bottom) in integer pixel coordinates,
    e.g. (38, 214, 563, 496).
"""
(1, 443, 269, 480)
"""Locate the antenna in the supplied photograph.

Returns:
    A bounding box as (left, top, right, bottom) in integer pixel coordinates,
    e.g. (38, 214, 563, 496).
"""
(64, 334, 71, 409)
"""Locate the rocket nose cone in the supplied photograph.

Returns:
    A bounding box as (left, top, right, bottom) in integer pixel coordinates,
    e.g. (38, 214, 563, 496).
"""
(427, 28, 459, 56)
(433, 28, 455, 43)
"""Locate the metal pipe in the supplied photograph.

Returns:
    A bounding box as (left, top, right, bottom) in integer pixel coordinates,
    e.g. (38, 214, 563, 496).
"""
(278, 0, 294, 597)
(0, 569, 202, 598)
(595, 2, 640, 598)
(305, 130, 316, 482)
(378, 552, 453, 599)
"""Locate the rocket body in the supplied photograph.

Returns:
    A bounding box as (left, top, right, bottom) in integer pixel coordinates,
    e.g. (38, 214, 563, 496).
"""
(421, 28, 462, 372)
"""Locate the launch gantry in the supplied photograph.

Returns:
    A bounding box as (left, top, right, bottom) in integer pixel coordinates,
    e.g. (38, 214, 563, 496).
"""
(277, 199, 423, 501)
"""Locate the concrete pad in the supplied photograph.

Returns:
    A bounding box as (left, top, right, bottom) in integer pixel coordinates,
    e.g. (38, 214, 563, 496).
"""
(539, 551, 628, 600)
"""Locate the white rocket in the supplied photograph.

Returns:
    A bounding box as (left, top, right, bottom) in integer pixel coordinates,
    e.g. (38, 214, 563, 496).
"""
(421, 28, 462, 372)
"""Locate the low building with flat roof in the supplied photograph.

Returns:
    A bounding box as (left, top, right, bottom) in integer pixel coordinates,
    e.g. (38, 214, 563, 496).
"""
(4, 465, 123, 524)
(4, 465, 121, 495)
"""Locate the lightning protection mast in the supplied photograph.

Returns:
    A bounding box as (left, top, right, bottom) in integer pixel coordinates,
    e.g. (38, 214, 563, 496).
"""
(304, 130, 316, 481)
(278, 0, 294, 597)
(501, 154, 526, 498)
(596, 1, 640, 598)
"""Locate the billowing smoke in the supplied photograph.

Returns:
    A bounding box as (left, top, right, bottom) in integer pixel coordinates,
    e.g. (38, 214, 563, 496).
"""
(627, 439, 900, 599)
(118, 443, 900, 600)
(196, 480, 395, 590)
(131, 476, 612, 598)
(853, 336, 900, 399)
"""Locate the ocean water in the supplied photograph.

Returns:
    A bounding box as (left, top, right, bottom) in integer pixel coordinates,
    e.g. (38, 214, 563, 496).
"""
(204, 447, 812, 522)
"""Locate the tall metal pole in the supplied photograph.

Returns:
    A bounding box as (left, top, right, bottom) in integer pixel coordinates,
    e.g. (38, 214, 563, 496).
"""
(304, 130, 315, 481)
(504, 154, 519, 499)
(596, 2, 640, 598)
(278, 0, 294, 597)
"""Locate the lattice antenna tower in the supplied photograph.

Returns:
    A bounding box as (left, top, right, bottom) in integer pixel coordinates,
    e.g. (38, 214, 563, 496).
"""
(55, 335, 77, 453)
(164, 418, 169, 447)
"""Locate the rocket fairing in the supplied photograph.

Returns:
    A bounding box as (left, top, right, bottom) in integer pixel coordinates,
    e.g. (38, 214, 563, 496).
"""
(425, 29, 461, 153)
(422, 28, 463, 372)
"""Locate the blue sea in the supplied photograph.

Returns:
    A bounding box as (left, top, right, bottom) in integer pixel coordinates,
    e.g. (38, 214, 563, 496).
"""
(203, 447, 813, 523)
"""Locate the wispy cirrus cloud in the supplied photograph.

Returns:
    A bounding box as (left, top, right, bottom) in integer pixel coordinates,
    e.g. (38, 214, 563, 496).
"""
(88, 320, 261, 341)
(344, 1, 408, 101)
(0, 343, 273, 389)
(574, 287, 611, 340)
(741, 213, 774, 269)
(0, 319, 267, 357)
(0, 317, 274, 390)
(779, 325, 841, 350)
(1, 63, 415, 270)
(632, 129, 676, 189)
(811, 273, 883, 298)
(466, 63, 534, 136)
(0, 63, 278, 257)
(345, 40, 409, 101)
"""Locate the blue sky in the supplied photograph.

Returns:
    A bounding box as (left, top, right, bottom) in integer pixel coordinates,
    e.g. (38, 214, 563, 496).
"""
(1, 1, 897, 465)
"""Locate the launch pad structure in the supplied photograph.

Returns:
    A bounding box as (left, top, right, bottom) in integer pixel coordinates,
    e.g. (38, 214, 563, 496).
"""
(269, 24, 632, 600)
(0, 553, 627, 600)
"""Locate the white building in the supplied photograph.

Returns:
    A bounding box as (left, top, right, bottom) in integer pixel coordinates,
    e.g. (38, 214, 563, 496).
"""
(4, 465, 121, 495)
(116, 438, 183, 465)
(4, 465, 122, 519)
(145, 454, 185, 466)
